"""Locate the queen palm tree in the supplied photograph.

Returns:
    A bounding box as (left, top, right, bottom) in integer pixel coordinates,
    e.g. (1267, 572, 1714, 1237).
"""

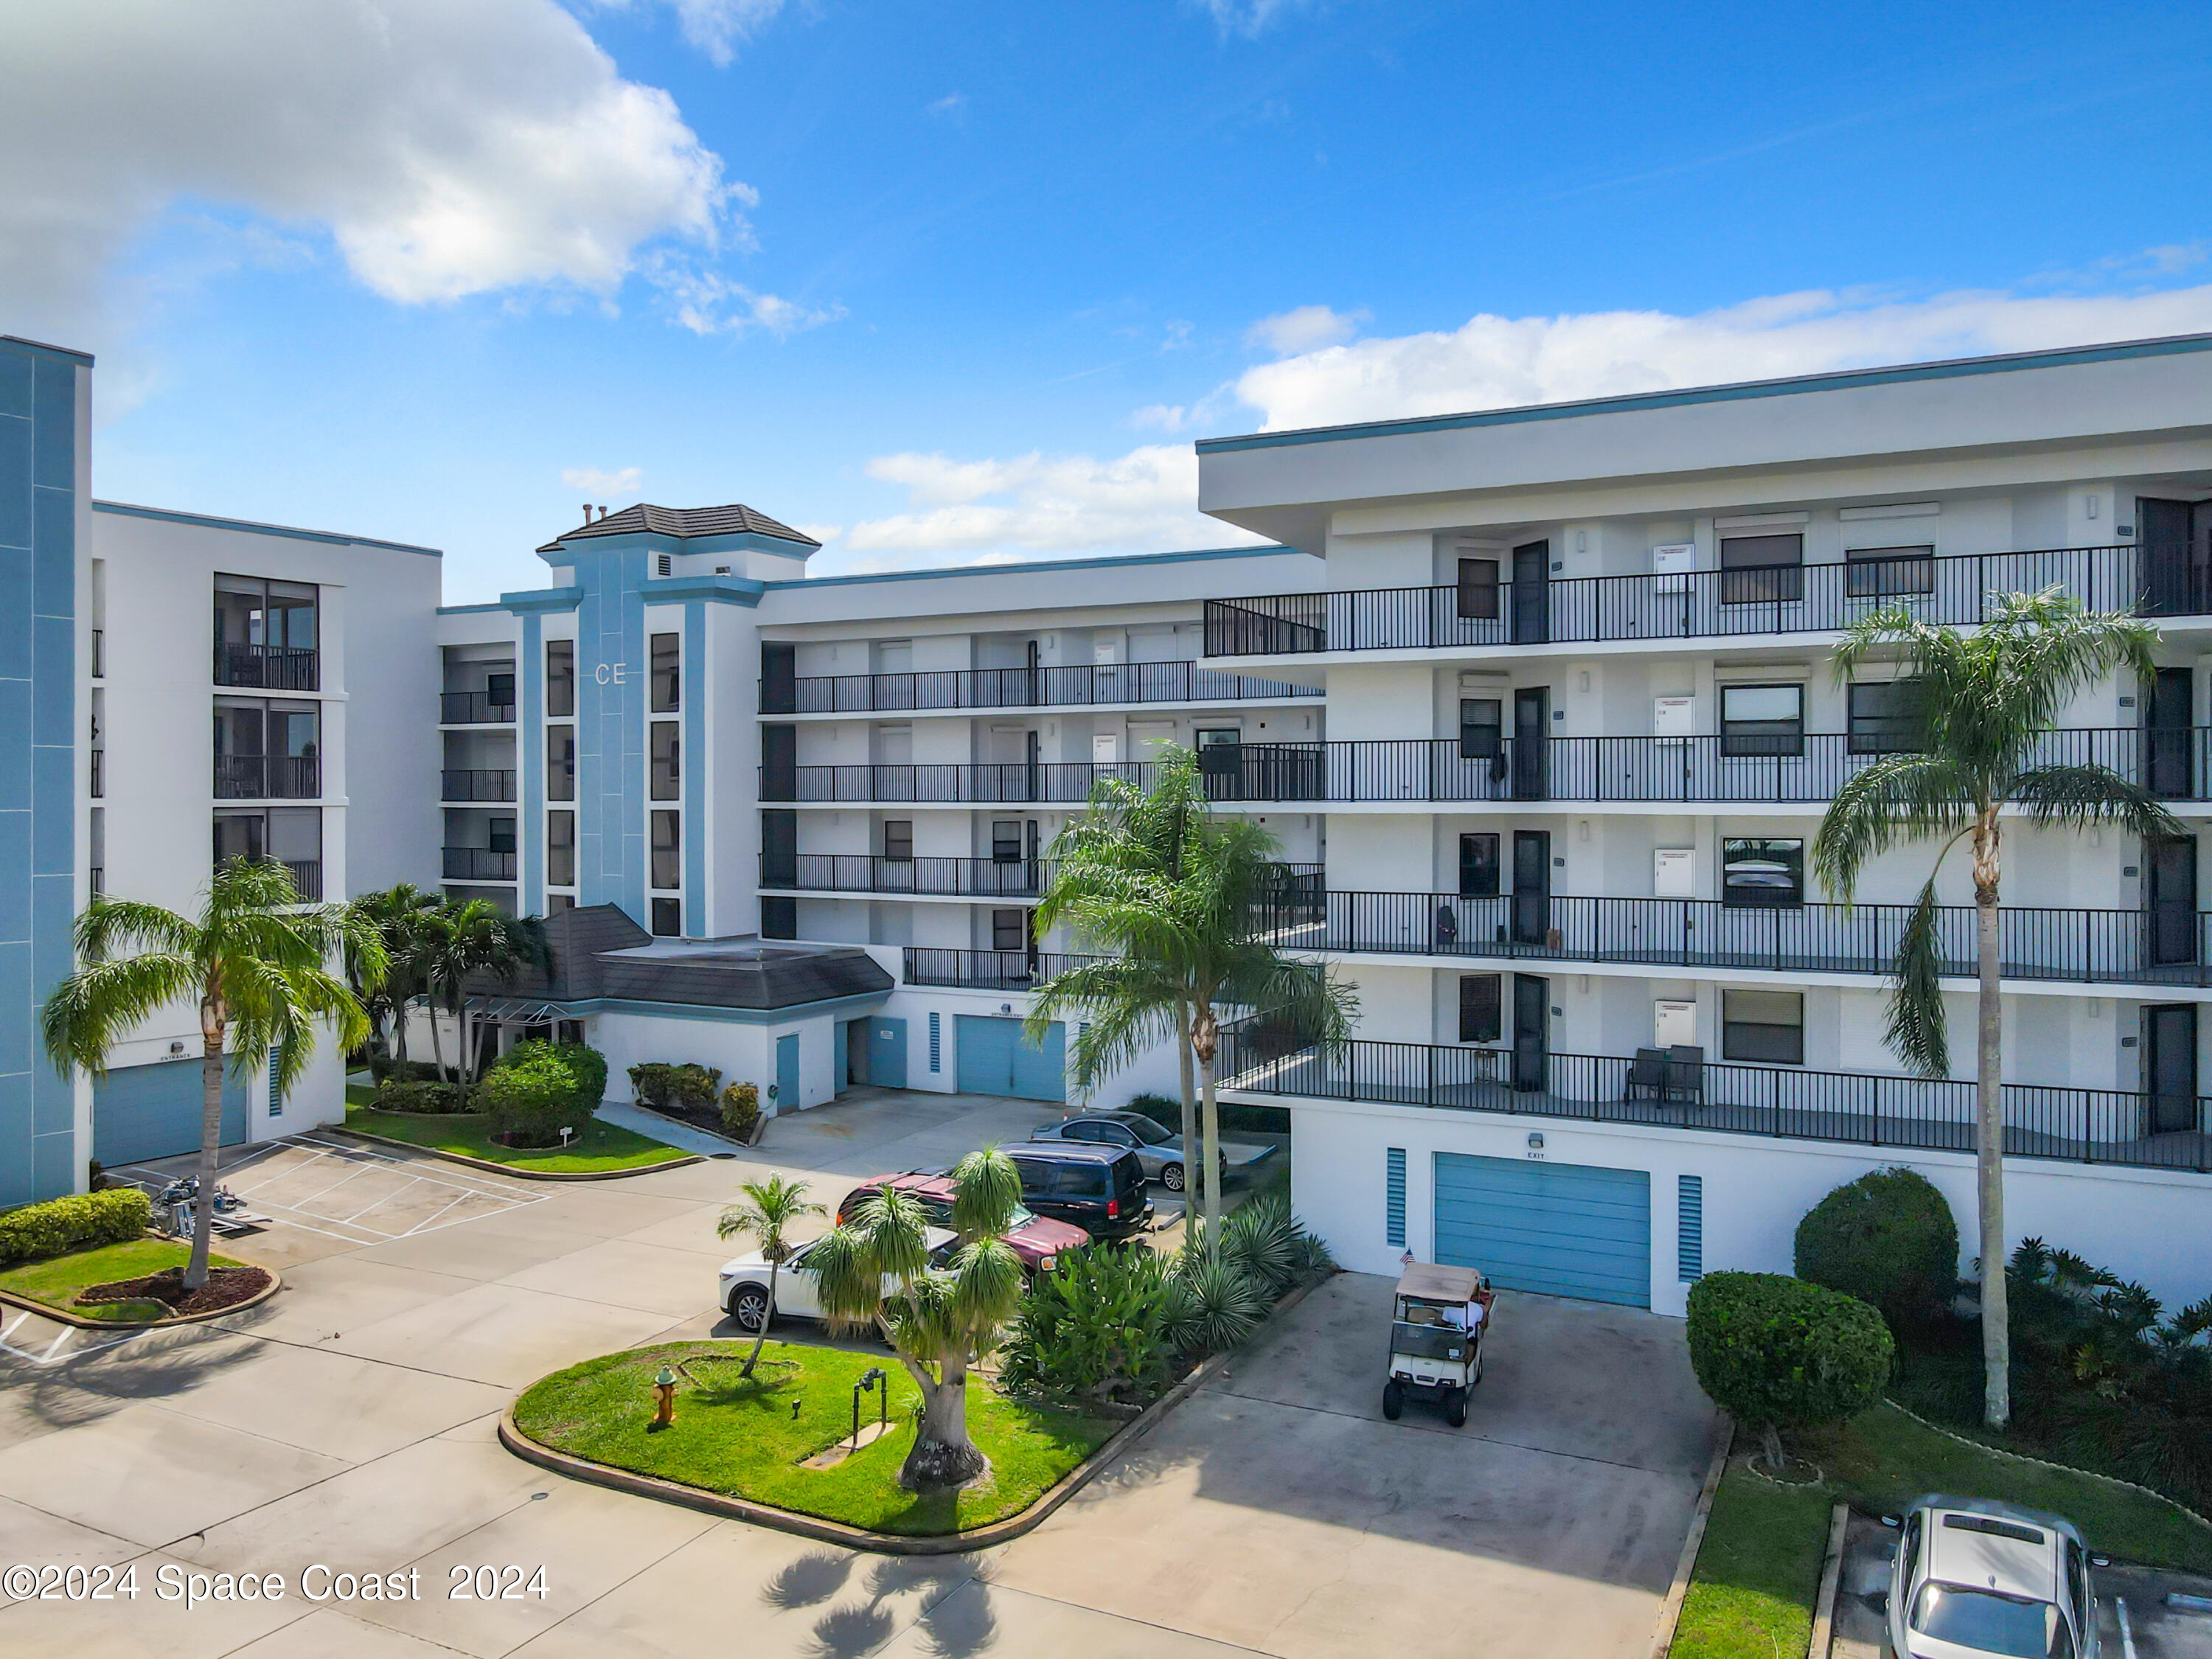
(810, 1147, 1027, 1492)
(42, 858, 383, 1290)
(425, 900, 547, 1080)
(1812, 588, 2177, 1429)
(347, 883, 439, 1068)
(714, 1172, 825, 1378)
(1030, 747, 1358, 1235)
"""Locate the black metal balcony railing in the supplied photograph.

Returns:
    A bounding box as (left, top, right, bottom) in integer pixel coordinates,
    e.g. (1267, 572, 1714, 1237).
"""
(215, 641, 319, 691)
(901, 947, 1107, 989)
(768, 746, 1330, 804)
(214, 755, 320, 800)
(769, 855, 1325, 900)
(767, 660, 1326, 716)
(1273, 891, 2212, 990)
(441, 691, 515, 724)
(88, 865, 102, 896)
(442, 768, 518, 802)
(91, 629, 103, 678)
(89, 749, 103, 799)
(1206, 544, 2201, 657)
(442, 846, 518, 880)
(1217, 1031, 2212, 1175)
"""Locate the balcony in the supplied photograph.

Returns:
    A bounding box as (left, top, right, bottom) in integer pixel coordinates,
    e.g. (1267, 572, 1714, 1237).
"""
(91, 629, 103, 678)
(901, 947, 1106, 989)
(89, 749, 103, 799)
(766, 746, 1328, 804)
(215, 641, 319, 691)
(442, 691, 515, 724)
(442, 768, 518, 803)
(1205, 544, 2201, 657)
(766, 660, 1326, 716)
(771, 855, 1324, 899)
(1278, 890, 2212, 990)
(1217, 1030, 2212, 1175)
(443, 846, 518, 881)
(214, 755, 321, 800)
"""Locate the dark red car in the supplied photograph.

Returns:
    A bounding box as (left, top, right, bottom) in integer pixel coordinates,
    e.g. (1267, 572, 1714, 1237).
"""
(837, 1171, 1089, 1273)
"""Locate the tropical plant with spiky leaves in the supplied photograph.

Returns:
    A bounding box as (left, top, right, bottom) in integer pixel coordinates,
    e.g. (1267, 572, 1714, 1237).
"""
(42, 858, 383, 1290)
(426, 900, 546, 1080)
(714, 1172, 824, 1379)
(1029, 747, 1357, 1234)
(809, 1146, 1027, 1492)
(346, 883, 440, 1066)
(1812, 588, 2177, 1429)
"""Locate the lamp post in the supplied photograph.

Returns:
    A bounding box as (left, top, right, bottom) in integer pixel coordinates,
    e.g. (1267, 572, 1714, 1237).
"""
(852, 1366, 886, 1447)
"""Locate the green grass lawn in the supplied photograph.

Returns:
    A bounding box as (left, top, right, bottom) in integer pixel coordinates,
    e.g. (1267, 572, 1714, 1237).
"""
(343, 1106, 688, 1173)
(514, 1340, 1115, 1535)
(1670, 1455, 1831, 1659)
(0, 1239, 248, 1323)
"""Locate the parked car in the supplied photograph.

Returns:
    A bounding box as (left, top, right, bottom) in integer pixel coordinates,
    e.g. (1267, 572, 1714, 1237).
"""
(1001, 1144, 1154, 1240)
(719, 1226, 957, 1333)
(836, 1171, 1090, 1273)
(1882, 1495, 2103, 1659)
(1029, 1109, 1278, 1193)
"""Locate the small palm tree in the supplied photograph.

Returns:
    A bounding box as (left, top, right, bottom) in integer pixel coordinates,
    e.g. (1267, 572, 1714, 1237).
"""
(1031, 748, 1358, 1234)
(346, 884, 439, 1068)
(714, 1172, 825, 1377)
(42, 858, 384, 1290)
(810, 1147, 1027, 1492)
(1812, 588, 2177, 1430)
(425, 900, 546, 1080)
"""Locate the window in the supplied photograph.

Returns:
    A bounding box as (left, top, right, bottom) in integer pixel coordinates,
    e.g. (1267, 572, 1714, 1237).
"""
(548, 725, 575, 801)
(761, 895, 796, 939)
(1458, 832, 1500, 897)
(1722, 989, 1804, 1064)
(1722, 838, 1804, 908)
(1848, 681, 1924, 754)
(991, 820, 1022, 863)
(1846, 543, 1935, 598)
(546, 639, 574, 717)
(213, 574, 319, 689)
(212, 807, 321, 897)
(1719, 533, 1804, 605)
(487, 815, 517, 855)
(650, 897, 681, 936)
(992, 908, 1028, 952)
(547, 810, 575, 888)
(1720, 684, 1804, 757)
(883, 820, 914, 862)
(651, 811, 681, 890)
(1458, 974, 1502, 1043)
(1458, 698, 1503, 760)
(650, 632, 680, 712)
(1455, 556, 1500, 621)
(485, 669, 516, 712)
(650, 720, 681, 799)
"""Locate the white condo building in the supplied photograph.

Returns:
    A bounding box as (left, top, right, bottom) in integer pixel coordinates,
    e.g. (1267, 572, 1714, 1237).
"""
(12, 327, 2212, 1319)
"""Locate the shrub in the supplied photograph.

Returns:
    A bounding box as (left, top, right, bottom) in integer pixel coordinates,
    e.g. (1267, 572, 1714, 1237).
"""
(1125, 1090, 1291, 1137)
(0, 1188, 154, 1267)
(1000, 1245, 1183, 1408)
(1795, 1167, 1959, 1329)
(480, 1040, 607, 1147)
(1221, 1191, 1304, 1297)
(1686, 1271, 1893, 1465)
(719, 1080, 761, 1140)
(627, 1062, 675, 1109)
(667, 1063, 722, 1110)
(1168, 1243, 1269, 1356)
(367, 1054, 440, 1085)
(372, 1077, 473, 1114)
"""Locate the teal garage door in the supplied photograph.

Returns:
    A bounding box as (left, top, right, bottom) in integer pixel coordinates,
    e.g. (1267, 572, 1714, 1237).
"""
(94, 1060, 251, 1168)
(1433, 1152, 1651, 1307)
(954, 1015, 1065, 1102)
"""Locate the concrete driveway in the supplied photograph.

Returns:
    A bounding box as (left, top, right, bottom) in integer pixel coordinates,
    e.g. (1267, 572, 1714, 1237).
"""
(0, 1090, 1713, 1658)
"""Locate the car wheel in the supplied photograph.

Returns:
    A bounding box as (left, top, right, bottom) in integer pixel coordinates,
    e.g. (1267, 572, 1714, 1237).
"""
(1162, 1162, 1186, 1192)
(1445, 1388, 1469, 1428)
(1382, 1380, 1404, 1421)
(728, 1284, 771, 1332)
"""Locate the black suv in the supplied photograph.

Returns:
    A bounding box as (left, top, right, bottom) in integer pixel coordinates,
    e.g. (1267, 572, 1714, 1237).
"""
(1001, 1144, 1154, 1241)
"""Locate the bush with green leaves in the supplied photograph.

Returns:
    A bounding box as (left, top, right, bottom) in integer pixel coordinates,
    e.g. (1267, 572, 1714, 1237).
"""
(1220, 1190, 1304, 1297)
(1169, 1240, 1270, 1355)
(480, 1040, 607, 1147)
(372, 1077, 473, 1115)
(1795, 1167, 1959, 1329)
(366, 1054, 440, 1085)
(627, 1062, 675, 1109)
(1686, 1271, 1893, 1465)
(719, 1080, 761, 1139)
(629, 1061, 724, 1113)
(1124, 1090, 1290, 1138)
(1000, 1245, 1185, 1408)
(0, 1188, 153, 1267)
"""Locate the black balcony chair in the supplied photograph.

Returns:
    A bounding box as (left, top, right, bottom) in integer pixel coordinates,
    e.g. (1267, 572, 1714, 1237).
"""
(1665, 1045, 1706, 1107)
(1624, 1048, 1669, 1102)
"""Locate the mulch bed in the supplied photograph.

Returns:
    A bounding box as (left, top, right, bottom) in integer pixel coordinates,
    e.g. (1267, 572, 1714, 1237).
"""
(77, 1264, 273, 1318)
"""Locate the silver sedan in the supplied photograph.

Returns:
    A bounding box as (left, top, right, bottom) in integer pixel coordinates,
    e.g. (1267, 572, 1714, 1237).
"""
(1030, 1110, 1278, 1193)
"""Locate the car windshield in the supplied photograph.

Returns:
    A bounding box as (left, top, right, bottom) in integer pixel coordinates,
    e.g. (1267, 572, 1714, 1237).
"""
(1006, 1204, 1037, 1228)
(1391, 1322, 1470, 1363)
(1910, 1582, 2066, 1658)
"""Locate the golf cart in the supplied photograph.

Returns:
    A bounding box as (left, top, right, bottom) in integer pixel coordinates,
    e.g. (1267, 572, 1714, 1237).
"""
(1382, 1262, 1495, 1427)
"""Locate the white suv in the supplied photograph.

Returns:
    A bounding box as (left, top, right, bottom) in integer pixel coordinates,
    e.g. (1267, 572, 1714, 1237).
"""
(1885, 1495, 2101, 1659)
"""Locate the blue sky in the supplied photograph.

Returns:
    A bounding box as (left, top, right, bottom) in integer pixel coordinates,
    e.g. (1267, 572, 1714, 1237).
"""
(10, 0, 2212, 602)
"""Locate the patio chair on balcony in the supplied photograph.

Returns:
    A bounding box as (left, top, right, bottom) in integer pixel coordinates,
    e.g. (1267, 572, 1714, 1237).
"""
(1624, 1048, 1669, 1102)
(1665, 1045, 1706, 1107)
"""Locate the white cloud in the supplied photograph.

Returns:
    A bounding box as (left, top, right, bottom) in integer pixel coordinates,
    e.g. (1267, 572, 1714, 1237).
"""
(1233, 283, 2212, 431)
(560, 465, 642, 496)
(1197, 0, 1304, 36)
(927, 92, 966, 118)
(606, 0, 789, 66)
(1131, 404, 1189, 432)
(647, 260, 844, 337)
(1245, 304, 1365, 356)
(0, 0, 739, 347)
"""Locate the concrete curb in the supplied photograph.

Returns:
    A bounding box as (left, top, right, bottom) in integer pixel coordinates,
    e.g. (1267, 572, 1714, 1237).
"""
(498, 1274, 1321, 1555)
(0, 1252, 283, 1330)
(332, 1124, 704, 1183)
(1649, 1415, 1735, 1659)
(1808, 1500, 1850, 1659)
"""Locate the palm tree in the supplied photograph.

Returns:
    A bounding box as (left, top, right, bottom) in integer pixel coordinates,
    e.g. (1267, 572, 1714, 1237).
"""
(810, 1147, 1027, 1492)
(1812, 588, 2177, 1430)
(347, 884, 439, 1067)
(422, 900, 546, 1081)
(1030, 747, 1358, 1234)
(42, 858, 383, 1290)
(714, 1172, 825, 1378)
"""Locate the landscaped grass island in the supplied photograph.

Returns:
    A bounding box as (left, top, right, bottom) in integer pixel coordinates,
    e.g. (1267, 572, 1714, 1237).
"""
(512, 1340, 1114, 1536)
(344, 1094, 690, 1175)
(0, 1237, 256, 1324)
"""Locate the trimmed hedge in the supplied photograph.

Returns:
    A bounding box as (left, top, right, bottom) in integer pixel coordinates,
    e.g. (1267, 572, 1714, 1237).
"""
(1687, 1270, 1893, 1458)
(1125, 1090, 1290, 1138)
(720, 1080, 760, 1139)
(366, 1055, 440, 1085)
(480, 1040, 608, 1147)
(1795, 1167, 1959, 1330)
(0, 1188, 154, 1268)
(629, 1061, 721, 1112)
(373, 1077, 474, 1115)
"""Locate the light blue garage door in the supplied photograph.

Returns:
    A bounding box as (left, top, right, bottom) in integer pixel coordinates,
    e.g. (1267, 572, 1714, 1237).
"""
(1433, 1152, 1651, 1307)
(93, 1060, 251, 1168)
(954, 1015, 1065, 1102)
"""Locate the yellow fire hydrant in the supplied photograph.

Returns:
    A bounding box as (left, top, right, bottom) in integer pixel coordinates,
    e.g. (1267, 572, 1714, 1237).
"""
(650, 1366, 678, 1431)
